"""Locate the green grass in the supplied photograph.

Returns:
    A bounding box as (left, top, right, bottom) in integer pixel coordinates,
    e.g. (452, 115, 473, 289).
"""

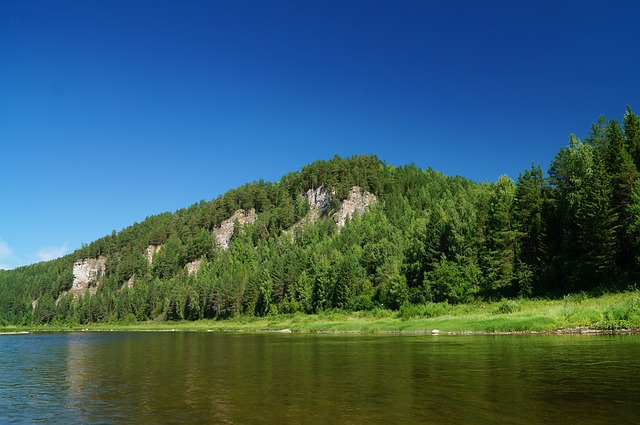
(4, 291, 640, 334)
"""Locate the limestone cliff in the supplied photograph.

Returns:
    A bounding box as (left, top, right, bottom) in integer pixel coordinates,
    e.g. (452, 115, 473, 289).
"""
(186, 259, 202, 275)
(146, 245, 162, 264)
(67, 257, 106, 297)
(306, 186, 332, 222)
(287, 186, 376, 239)
(335, 186, 377, 230)
(213, 209, 257, 251)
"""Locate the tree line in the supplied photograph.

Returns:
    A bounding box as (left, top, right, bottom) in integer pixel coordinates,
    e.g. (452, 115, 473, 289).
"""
(2, 107, 640, 325)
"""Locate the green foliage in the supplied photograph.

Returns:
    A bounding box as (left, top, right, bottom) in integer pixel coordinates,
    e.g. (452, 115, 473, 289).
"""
(397, 301, 454, 320)
(425, 256, 478, 304)
(481, 175, 517, 296)
(3, 110, 640, 327)
(599, 295, 640, 329)
(513, 164, 545, 296)
(547, 134, 620, 292)
(494, 299, 521, 315)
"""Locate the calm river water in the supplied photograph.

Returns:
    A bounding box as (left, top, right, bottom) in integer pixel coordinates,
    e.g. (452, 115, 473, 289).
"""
(1, 332, 639, 424)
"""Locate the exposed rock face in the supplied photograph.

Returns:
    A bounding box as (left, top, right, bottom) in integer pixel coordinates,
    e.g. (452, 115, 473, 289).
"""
(68, 257, 106, 296)
(306, 186, 332, 221)
(124, 276, 135, 289)
(287, 186, 377, 239)
(146, 245, 162, 264)
(284, 187, 332, 240)
(186, 259, 202, 275)
(335, 187, 377, 229)
(214, 209, 257, 251)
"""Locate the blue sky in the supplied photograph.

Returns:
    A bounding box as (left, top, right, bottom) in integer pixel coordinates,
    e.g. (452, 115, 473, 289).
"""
(1, 0, 639, 269)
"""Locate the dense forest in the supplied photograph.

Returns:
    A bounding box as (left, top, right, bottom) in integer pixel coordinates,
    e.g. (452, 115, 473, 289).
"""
(2, 107, 640, 326)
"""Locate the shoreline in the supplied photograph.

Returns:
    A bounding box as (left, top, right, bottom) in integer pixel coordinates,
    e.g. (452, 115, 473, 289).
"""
(4, 290, 640, 336)
(4, 325, 640, 336)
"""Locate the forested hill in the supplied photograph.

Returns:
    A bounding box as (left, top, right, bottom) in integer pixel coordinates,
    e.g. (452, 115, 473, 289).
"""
(2, 107, 640, 326)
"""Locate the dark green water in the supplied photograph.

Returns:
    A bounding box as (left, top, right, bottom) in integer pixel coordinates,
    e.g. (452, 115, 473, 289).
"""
(1, 332, 638, 424)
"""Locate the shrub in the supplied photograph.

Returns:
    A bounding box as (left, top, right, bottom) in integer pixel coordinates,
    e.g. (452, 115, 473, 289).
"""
(398, 302, 420, 321)
(349, 295, 375, 311)
(494, 299, 521, 314)
(422, 301, 452, 318)
(563, 292, 588, 304)
(598, 295, 640, 329)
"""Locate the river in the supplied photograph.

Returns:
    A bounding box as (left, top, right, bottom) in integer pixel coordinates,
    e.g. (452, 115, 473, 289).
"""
(1, 332, 638, 424)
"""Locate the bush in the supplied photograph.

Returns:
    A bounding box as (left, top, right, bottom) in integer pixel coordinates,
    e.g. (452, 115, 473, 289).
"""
(494, 299, 521, 314)
(563, 292, 588, 304)
(398, 302, 421, 320)
(599, 296, 640, 329)
(425, 259, 476, 304)
(349, 295, 375, 311)
(422, 301, 452, 318)
(366, 307, 394, 319)
(397, 301, 454, 320)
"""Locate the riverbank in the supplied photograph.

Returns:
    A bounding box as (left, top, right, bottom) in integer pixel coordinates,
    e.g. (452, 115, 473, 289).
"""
(3, 291, 640, 335)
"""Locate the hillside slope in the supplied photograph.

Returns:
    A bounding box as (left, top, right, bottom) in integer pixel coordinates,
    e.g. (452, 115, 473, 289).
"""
(2, 108, 640, 326)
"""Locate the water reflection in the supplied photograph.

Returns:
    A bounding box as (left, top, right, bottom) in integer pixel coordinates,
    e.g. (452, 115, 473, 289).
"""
(1, 333, 639, 424)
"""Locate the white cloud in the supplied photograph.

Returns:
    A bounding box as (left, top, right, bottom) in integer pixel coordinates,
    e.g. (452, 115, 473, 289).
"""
(0, 239, 69, 269)
(0, 238, 16, 269)
(36, 242, 69, 262)
(0, 238, 12, 259)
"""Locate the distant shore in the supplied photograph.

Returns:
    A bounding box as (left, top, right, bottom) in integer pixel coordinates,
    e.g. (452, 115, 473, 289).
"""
(3, 325, 639, 336)
(3, 291, 640, 335)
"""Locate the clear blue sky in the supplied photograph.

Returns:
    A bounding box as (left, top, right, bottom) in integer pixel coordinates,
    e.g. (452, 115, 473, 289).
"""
(1, 0, 639, 269)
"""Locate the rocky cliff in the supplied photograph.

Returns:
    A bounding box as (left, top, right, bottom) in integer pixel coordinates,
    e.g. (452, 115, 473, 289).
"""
(306, 186, 332, 222)
(335, 186, 377, 229)
(213, 208, 257, 251)
(67, 257, 106, 297)
(146, 245, 162, 264)
(286, 186, 377, 239)
(186, 259, 202, 275)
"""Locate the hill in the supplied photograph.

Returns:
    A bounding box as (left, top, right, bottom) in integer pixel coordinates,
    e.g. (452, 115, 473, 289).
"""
(2, 107, 640, 326)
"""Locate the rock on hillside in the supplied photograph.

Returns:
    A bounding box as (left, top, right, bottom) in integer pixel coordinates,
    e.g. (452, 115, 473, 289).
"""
(335, 187, 377, 229)
(214, 209, 257, 251)
(186, 259, 202, 275)
(287, 186, 377, 238)
(306, 186, 332, 222)
(66, 257, 106, 297)
(146, 245, 162, 264)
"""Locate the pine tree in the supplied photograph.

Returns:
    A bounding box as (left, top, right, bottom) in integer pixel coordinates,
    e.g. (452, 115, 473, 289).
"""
(513, 164, 545, 295)
(547, 135, 594, 292)
(624, 105, 640, 169)
(601, 118, 638, 270)
(626, 183, 640, 268)
(573, 150, 618, 289)
(481, 175, 517, 297)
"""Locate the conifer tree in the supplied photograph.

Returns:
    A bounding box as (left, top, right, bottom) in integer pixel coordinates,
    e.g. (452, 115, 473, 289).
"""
(573, 150, 618, 288)
(624, 105, 640, 169)
(513, 164, 545, 295)
(600, 118, 638, 269)
(547, 135, 593, 292)
(481, 175, 517, 296)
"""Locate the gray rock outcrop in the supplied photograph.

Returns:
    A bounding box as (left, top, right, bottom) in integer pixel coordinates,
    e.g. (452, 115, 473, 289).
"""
(68, 257, 106, 296)
(287, 186, 377, 239)
(146, 245, 162, 264)
(214, 209, 257, 251)
(186, 259, 202, 275)
(335, 186, 377, 229)
(306, 186, 332, 221)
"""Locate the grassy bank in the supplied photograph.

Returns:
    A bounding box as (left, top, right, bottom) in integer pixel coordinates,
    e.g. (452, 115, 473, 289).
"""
(4, 291, 640, 334)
